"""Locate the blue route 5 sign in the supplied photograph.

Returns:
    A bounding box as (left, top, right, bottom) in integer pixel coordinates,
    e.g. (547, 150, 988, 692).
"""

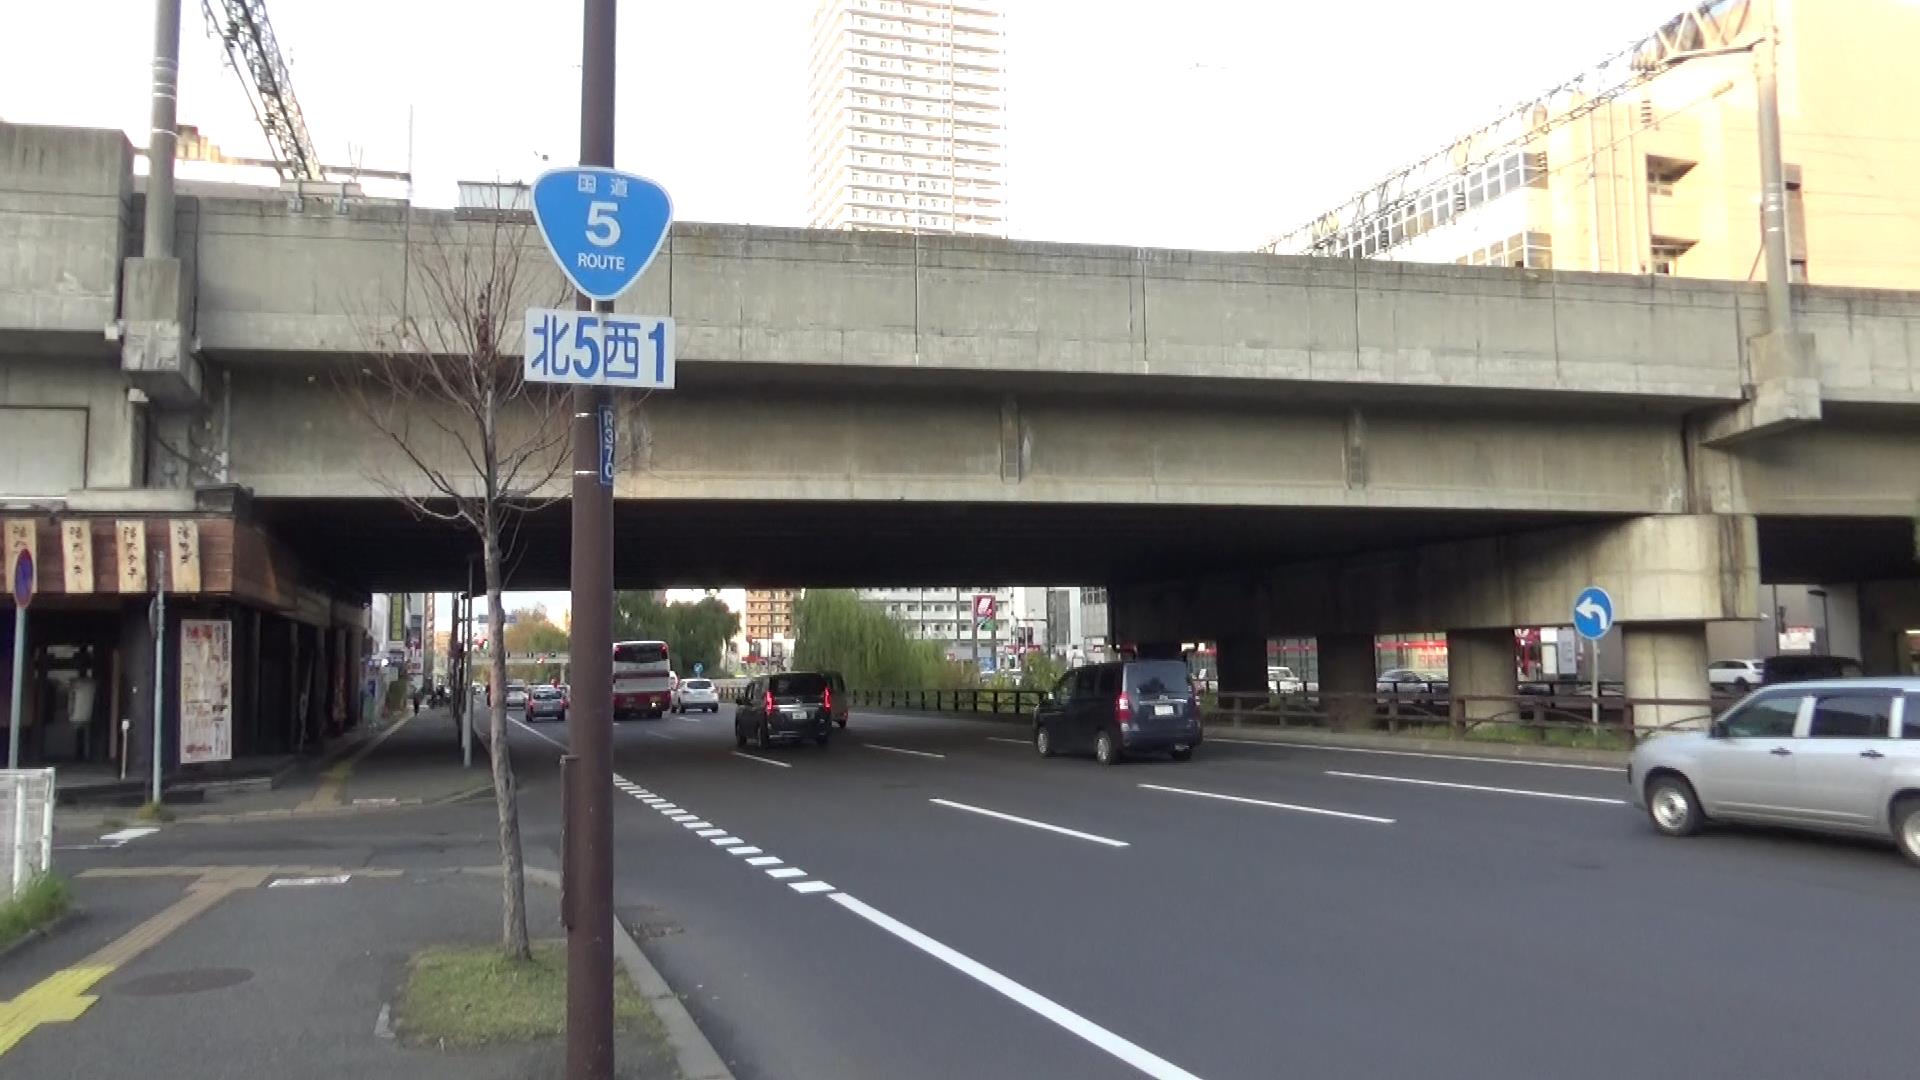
(1572, 586, 1614, 640)
(530, 167, 673, 302)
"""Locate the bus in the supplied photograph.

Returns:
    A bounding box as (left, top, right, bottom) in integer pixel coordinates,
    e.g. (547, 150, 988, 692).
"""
(613, 640, 673, 719)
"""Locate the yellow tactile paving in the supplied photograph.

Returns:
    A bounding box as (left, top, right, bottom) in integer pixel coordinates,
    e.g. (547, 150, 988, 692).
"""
(1, 865, 402, 1058)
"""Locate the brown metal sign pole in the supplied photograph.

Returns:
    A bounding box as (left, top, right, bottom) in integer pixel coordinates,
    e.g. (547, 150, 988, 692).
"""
(566, 0, 617, 1074)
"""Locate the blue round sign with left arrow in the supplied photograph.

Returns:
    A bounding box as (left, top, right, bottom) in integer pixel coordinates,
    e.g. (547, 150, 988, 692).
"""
(1572, 586, 1613, 640)
(530, 167, 673, 302)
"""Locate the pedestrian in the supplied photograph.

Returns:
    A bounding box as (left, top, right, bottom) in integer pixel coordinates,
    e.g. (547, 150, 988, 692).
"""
(411, 684, 423, 715)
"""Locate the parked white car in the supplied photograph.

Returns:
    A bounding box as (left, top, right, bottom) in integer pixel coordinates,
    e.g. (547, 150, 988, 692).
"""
(1267, 666, 1303, 694)
(1707, 658, 1763, 692)
(1629, 677, 1920, 866)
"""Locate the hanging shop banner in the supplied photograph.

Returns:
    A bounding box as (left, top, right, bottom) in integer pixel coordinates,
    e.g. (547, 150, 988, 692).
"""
(179, 618, 234, 764)
(61, 520, 94, 594)
(117, 520, 148, 592)
(169, 519, 201, 593)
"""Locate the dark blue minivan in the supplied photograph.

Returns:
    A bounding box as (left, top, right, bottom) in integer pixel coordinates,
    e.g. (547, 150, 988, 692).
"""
(1032, 660, 1201, 765)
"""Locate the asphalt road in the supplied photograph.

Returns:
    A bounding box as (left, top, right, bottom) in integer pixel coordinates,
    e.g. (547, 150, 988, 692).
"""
(495, 704, 1920, 1080)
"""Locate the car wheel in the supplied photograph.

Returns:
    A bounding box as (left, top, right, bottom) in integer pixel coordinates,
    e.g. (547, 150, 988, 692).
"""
(1893, 797, 1920, 868)
(1732, 678, 1750, 692)
(758, 721, 772, 750)
(1170, 747, 1193, 762)
(816, 731, 831, 747)
(735, 725, 747, 749)
(558, 711, 567, 725)
(836, 718, 846, 729)
(1646, 774, 1703, 837)
(1035, 724, 1054, 757)
(1094, 728, 1118, 767)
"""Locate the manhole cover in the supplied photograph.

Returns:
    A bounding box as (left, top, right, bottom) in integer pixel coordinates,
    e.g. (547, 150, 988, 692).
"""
(113, 967, 255, 997)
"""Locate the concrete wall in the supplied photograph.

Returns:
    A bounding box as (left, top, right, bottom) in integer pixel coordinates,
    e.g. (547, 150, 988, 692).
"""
(1111, 514, 1760, 641)
(223, 367, 1694, 512)
(161, 193, 1920, 413)
(0, 123, 130, 348)
(0, 357, 142, 491)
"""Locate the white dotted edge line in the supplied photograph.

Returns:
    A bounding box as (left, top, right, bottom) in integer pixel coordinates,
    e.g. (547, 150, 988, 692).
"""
(619, 776, 836, 897)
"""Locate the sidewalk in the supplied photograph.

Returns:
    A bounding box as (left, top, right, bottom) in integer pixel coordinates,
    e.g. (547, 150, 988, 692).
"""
(56, 709, 494, 833)
(1, 859, 675, 1079)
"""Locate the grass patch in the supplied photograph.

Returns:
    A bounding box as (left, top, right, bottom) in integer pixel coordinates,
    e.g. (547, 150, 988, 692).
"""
(99, 816, 125, 831)
(396, 941, 654, 1048)
(136, 801, 176, 823)
(0, 874, 71, 950)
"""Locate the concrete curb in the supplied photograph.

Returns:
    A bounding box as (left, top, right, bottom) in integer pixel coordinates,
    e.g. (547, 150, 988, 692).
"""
(477, 865, 735, 1080)
(173, 780, 495, 826)
(859, 706, 1631, 767)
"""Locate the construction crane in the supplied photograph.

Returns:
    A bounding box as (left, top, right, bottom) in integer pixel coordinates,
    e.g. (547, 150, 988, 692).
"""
(199, 0, 324, 182)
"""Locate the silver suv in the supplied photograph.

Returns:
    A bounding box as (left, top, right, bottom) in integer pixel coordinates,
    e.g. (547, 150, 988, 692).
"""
(1629, 677, 1920, 866)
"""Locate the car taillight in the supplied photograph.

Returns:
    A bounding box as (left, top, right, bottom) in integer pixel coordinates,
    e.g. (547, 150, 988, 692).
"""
(764, 691, 774, 713)
(823, 686, 833, 712)
(1116, 693, 1133, 722)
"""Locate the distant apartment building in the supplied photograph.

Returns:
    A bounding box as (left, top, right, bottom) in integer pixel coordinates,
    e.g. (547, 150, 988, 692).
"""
(744, 589, 799, 663)
(1271, 0, 1920, 289)
(806, 0, 1006, 235)
(857, 586, 1079, 665)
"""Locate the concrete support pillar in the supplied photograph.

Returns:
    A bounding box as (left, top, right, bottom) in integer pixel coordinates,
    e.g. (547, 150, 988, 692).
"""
(1319, 633, 1374, 731)
(1447, 627, 1516, 724)
(1216, 635, 1266, 698)
(1624, 623, 1711, 731)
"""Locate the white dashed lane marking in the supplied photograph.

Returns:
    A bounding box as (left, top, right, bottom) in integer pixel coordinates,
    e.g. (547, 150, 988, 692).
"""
(1139, 782, 1396, 825)
(929, 798, 1129, 849)
(1326, 770, 1626, 805)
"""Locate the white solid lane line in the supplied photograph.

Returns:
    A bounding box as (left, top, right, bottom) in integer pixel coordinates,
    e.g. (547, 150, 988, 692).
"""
(1326, 770, 1626, 805)
(863, 743, 946, 759)
(830, 893, 1204, 1080)
(677, 716, 701, 723)
(929, 798, 1130, 849)
(986, 736, 1030, 746)
(511, 717, 568, 751)
(1139, 783, 1395, 825)
(1207, 737, 1620, 772)
(731, 751, 791, 769)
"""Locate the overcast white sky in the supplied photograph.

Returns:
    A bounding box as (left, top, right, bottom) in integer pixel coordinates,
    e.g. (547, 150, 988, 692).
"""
(3, 0, 1686, 250)
(2, 0, 1688, 618)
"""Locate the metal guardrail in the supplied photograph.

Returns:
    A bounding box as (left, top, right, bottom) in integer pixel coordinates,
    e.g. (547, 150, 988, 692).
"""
(1, 769, 55, 899)
(852, 687, 1719, 749)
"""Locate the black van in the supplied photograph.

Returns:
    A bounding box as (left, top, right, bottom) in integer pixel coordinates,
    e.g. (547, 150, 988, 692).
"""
(1032, 660, 1201, 765)
(735, 671, 835, 749)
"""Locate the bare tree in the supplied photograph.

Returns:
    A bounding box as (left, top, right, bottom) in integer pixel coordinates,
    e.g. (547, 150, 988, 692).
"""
(340, 213, 567, 960)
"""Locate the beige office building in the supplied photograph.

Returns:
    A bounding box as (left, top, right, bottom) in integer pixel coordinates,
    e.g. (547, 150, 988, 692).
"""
(806, 0, 1006, 235)
(1276, 0, 1920, 290)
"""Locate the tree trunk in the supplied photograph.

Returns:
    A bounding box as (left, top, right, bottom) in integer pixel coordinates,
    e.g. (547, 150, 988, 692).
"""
(484, 528, 532, 961)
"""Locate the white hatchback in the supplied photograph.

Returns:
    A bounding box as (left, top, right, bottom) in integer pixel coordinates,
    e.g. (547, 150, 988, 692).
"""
(675, 678, 720, 713)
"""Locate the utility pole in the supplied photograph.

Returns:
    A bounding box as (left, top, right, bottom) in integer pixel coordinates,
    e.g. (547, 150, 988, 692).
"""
(1754, 24, 1793, 339)
(566, 0, 617, 1074)
(144, 0, 182, 260)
